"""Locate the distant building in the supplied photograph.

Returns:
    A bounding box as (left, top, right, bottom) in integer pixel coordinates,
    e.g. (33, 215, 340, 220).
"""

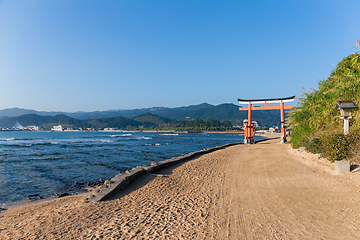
(13, 122, 24, 130)
(64, 128, 80, 132)
(243, 119, 259, 128)
(269, 126, 279, 133)
(51, 125, 64, 132)
(104, 128, 117, 131)
(26, 125, 39, 131)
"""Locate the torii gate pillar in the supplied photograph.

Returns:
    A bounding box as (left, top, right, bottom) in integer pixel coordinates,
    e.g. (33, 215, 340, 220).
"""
(243, 103, 254, 144)
(238, 96, 295, 144)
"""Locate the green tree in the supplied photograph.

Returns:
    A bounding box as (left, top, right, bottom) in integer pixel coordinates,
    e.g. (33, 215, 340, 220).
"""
(223, 121, 233, 129)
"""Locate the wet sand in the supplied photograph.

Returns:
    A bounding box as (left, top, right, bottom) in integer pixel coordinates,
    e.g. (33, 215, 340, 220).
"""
(1, 136, 360, 239)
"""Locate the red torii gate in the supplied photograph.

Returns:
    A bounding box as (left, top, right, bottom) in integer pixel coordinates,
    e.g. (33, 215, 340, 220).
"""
(238, 96, 295, 144)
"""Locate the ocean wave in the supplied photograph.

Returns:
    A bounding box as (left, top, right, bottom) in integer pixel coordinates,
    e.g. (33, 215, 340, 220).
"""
(28, 153, 45, 157)
(110, 134, 132, 138)
(136, 136, 152, 140)
(6, 143, 32, 147)
(53, 139, 113, 145)
(37, 142, 58, 146)
(11, 138, 34, 141)
(37, 157, 64, 161)
(145, 143, 161, 146)
(0, 138, 15, 141)
(7, 141, 59, 147)
(160, 134, 179, 136)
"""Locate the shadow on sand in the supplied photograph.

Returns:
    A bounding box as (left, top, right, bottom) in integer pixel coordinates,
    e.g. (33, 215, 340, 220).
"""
(104, 160, 190, 201)
(350, 164, 360, 172)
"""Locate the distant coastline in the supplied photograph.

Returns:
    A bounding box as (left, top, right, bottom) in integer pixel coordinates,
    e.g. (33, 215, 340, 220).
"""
(0, 129, 253, 136)
(0, 129, 278, 136)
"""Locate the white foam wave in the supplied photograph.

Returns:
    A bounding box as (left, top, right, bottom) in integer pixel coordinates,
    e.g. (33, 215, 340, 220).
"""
(137, 136, 152, 140)
(110, 134, 132, 137)
(0, 138, 15, 141)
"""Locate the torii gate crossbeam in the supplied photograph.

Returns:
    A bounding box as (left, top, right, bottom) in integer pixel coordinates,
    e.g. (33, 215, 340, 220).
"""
(238, 96, 295, 144)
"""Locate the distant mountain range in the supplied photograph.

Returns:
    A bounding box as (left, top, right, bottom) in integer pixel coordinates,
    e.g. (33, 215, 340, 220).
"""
(0, 103, 289, 128)
(0, 103, 214, 119)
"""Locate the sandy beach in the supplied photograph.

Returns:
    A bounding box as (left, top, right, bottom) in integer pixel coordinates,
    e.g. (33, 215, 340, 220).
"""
(1, 136, 360, 239)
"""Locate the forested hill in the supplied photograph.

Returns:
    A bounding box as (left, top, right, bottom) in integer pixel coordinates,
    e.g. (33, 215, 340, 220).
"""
(0, 103, 289, 128)
(0, 113, 166, 130)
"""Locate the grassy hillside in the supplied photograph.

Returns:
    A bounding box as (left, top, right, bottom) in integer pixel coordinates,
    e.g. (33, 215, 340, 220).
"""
(290, 45, 360, 162)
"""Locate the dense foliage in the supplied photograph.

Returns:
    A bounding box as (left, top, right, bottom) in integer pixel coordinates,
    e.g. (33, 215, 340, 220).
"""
(171, 119, 235, 131)
(290, 43, 360, 162)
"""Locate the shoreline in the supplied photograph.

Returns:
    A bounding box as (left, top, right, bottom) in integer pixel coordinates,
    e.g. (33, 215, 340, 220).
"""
(0, 129, 276, 137)
(0, 186, 99, 216)
(0, 129, 245, 133)
(0, 135, 269, 215)
(0, 131, 257, 206)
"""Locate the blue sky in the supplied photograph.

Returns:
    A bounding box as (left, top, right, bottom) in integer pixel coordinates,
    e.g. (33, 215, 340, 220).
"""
(0, 0, 359, 112)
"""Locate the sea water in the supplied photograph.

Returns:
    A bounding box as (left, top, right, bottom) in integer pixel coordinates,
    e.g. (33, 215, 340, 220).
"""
(0, 131, 265, 204)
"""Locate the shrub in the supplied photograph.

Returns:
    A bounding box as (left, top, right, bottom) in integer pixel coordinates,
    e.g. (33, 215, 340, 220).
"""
(345, 130, 360, 162)
(304, 137, 325, 154)
(324, 133, 349, 162)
